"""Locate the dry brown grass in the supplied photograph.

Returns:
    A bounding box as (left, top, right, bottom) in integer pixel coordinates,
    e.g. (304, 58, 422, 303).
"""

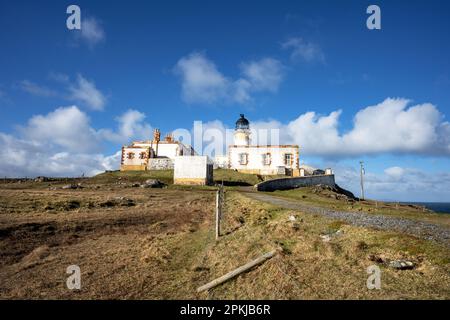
(0, 179, 449, 299)
(0, 182, 215, 299)
(199, 192, 450, 299)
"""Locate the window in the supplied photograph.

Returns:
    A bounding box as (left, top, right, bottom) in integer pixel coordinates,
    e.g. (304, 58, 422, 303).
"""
(262, 153, 271, 166)
(284, 153, 293, 166)
(239, 153, 248, 165)
(139, 152, 147, 159)
(127, 152, 135, 159)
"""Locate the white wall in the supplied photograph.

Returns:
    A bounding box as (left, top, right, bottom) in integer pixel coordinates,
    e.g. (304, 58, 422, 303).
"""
(155, 143, 179, 159)
(122, 147, 149, 166)
(174, 156, 212, 180)
(125, 141, 196, 161)
(229, 146, 299, 171)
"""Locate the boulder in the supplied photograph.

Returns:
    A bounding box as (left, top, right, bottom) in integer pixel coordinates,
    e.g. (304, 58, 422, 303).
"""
(389, 260, 415, 270)
(61, 183, 83, 190)
(62, 184, 77, 189)
(141, 179, 165, 188)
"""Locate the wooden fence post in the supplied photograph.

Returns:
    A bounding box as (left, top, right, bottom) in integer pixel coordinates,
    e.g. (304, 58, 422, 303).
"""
(215, 184, 225, 240)
(215, 189, 220, 240)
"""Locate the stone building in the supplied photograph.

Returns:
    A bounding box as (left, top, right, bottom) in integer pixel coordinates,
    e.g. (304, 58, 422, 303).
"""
(219, 114, 300, 176)
(120, 129, 196, 171)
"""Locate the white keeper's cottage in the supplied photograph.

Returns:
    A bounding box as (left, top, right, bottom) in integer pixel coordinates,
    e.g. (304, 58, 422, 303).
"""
(220, 114, 300, 176)
(120, 129, 196, 171)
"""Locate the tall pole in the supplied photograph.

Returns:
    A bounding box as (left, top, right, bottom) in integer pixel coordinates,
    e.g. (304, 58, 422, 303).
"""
(360, 161, 365, 200)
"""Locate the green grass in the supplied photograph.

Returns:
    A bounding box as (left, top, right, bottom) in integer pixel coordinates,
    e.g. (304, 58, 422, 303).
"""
(213, 169, 285, 186)
(213, 169, 263, 186)
(325, 220, 348, 234)
(90, 170, 174, 184)
(91, 169, 284, 188)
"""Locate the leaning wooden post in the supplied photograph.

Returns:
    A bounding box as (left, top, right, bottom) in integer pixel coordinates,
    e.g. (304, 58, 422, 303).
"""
(197, 250, 277, 293)
(215, 189, 220, 240)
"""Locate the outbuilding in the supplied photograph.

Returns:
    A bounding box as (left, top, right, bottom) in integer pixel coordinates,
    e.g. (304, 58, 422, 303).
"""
(174, 156, 213, 186)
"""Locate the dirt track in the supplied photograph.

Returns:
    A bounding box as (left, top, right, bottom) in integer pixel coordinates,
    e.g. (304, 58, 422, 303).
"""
(243, 191, 450, 247)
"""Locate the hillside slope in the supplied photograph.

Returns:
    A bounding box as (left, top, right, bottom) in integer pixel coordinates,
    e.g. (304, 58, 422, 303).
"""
(0, 176, 449, 299)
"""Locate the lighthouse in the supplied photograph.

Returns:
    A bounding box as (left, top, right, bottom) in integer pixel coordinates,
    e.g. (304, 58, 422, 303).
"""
(234, 114, 250, 146)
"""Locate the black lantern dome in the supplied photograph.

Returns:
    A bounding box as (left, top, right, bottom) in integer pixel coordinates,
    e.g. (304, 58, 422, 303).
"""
(235, 114, 250, 130)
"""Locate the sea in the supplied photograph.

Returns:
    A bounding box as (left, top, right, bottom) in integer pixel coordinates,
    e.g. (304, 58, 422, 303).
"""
(401, 202, 450, 214)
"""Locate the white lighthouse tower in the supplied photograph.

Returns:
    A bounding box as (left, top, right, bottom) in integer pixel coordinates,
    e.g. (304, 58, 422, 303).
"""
(234, 114, 250, 146)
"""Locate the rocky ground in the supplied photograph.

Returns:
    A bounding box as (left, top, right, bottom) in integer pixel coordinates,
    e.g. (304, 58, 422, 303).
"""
(244, 192, 450, 247)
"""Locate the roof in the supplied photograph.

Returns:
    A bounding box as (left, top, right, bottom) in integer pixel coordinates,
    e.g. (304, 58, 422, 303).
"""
(235, 114, 250, 130)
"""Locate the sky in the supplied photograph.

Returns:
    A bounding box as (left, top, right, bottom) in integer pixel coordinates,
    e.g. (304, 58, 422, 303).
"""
(0, 0, 449, 202)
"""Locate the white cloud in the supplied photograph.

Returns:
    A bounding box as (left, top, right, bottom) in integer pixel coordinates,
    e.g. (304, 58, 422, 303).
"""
(19, 106, 99, 153)
(19, 80, 57, 97)
(68, 74, 106, 110)
(99, 109, 152, 143)
(0, 106, 153, 177)
(285, 110, 343, 156)
(0, 132, 119, 177)
(196, 98, 450, 158)
(174, 52, 285, 105)
(175, 53, 229, 104)
(80, 17, 105, 47)
(0, 132, 119, 178)
(240, 58, 284, 92)
(19, 74, 107, 111)
(282, 37, 325, 63)
(384, 166, 405, 180)
(252, 98, 450, 157)
(341, 99, 445, 154)
(201, 120, 235, 157)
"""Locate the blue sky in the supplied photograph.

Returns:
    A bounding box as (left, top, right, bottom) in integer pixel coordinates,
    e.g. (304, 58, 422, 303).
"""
(0, 0, 449, 201)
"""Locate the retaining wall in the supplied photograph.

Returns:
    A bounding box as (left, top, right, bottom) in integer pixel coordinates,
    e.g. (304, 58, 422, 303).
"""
(255, 174, 335, 192)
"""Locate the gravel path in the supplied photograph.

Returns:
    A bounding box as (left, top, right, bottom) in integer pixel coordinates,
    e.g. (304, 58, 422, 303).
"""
(243, 191, 450, 247)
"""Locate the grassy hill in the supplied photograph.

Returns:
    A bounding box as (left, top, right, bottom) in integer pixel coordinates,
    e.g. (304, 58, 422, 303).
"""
(91, 169, 284, 187)
(1, 170, 449, 299)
